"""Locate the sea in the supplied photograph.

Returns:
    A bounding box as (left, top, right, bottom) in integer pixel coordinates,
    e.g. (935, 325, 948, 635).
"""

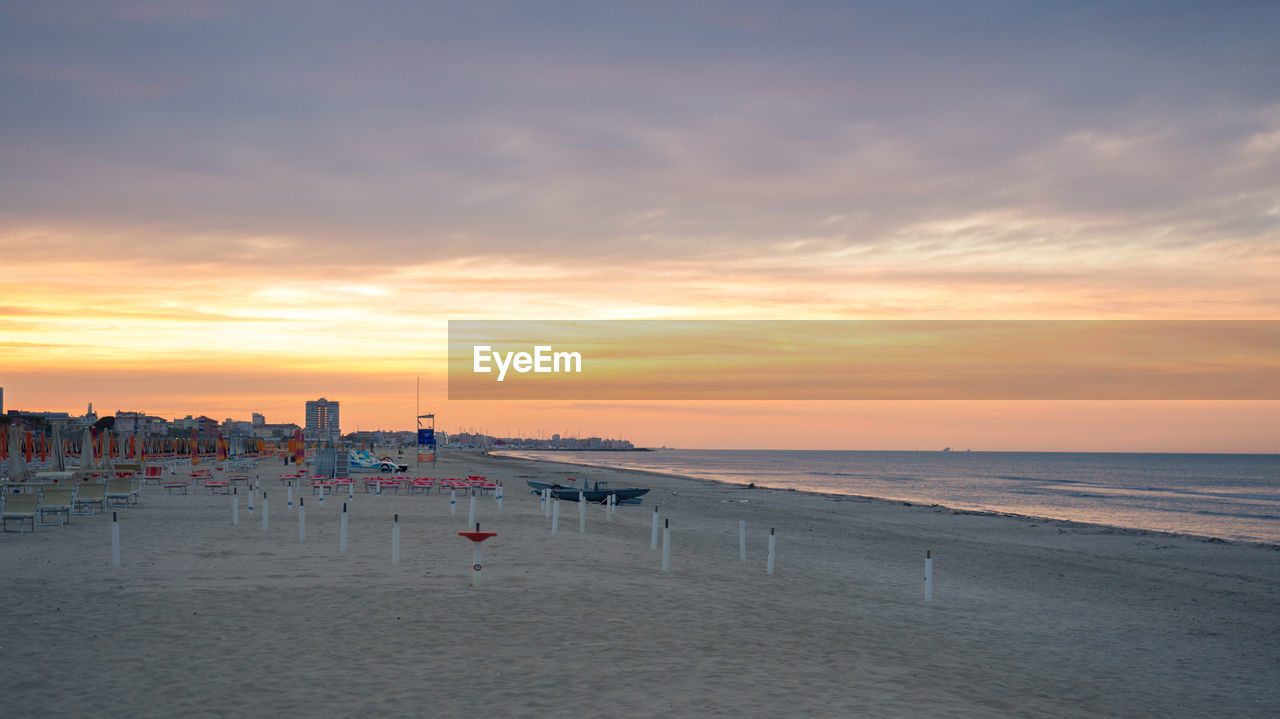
(493, 449, 1280, 544)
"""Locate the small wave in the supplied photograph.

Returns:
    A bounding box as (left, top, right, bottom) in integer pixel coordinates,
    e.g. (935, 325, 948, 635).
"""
(1191, 509, 1280, 521)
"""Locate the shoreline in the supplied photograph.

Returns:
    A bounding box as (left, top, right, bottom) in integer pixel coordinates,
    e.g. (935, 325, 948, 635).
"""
(484, 449, 1280, 551)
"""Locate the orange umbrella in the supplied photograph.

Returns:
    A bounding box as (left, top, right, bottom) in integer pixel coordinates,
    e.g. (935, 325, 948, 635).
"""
(190, 428, 200, 466)
(293, 428, 305, 465)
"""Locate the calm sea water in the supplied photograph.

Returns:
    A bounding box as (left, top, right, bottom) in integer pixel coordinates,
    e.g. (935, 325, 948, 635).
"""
(495, 450, 1280, 544)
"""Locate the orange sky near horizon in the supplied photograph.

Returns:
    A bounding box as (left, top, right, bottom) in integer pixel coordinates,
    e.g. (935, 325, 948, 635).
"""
(2, 227, 1277, 452)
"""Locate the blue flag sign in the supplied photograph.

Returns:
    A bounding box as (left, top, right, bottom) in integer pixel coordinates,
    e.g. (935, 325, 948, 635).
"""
(418, 429, 435, 446)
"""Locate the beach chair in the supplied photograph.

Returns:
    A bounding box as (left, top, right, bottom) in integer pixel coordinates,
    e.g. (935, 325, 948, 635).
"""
(201, 480, 230, 495)
(74, 483, 107, 515)
(2, 493, 39, 533)
(161, 480, 189, 495)
(105, 479, 136, 508)
(38, 488, 72, 526)
(143, 465, 165, 485)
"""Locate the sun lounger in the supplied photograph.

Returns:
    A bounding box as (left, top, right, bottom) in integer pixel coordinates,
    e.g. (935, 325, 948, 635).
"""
(38, 488, 72, 526)
(73, 483, 106, 515)
(201, 481, 230, 495)
(105, 479, 136, 508)
(2, 493, 39, 533)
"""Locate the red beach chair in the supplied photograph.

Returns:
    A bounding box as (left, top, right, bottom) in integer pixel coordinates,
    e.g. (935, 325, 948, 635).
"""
(143, 465, 165, 485)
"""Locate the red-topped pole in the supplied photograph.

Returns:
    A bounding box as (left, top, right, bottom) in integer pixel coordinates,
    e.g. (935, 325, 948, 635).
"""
(458, 523, 497, 586)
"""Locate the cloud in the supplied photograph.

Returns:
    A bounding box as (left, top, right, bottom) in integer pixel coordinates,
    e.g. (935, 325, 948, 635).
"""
(1, 2, 1277, 269)
(1, 2, 1277, 449)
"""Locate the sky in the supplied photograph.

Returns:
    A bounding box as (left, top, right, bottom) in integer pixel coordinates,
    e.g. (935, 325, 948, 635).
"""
(1, 1, 1277, 451)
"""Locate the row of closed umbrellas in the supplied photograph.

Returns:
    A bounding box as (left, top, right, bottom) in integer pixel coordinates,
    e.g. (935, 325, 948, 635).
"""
(4, 425, 139, 482)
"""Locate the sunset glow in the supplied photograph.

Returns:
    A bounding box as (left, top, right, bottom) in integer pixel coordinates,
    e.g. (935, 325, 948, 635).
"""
(1, 2, 1277, 450)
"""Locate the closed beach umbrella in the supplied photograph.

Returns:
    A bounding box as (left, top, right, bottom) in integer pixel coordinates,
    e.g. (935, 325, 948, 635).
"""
(135, 433, 144, 463)
(101, 430, 115, 470)
(51, 424, 66, 472)
(81, 427, 96, 470)
(190, 428, 200, 466)
(8, 425, 32, 483)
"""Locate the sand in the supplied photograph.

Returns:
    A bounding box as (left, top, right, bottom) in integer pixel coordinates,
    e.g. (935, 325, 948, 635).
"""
(2, 450, 1278, 717)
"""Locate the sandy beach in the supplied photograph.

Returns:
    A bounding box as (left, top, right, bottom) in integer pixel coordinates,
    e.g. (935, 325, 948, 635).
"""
(3, 450, 1278, 717)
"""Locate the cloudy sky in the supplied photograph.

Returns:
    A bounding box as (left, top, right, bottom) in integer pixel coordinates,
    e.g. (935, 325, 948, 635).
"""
(1, 1, 1277, 449)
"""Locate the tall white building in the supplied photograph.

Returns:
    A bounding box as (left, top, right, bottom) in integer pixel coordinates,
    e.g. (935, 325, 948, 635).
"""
(304, 398, 340, 441)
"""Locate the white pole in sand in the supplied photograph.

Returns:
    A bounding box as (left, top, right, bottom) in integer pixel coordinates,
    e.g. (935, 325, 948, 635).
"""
(247, 487, 254, 514)
(298, 496, 306, 542)
(468, 489, 476, 526)
(739, 520, 746, 561)
(551, 499, 560, 536)
(392, 514, 400, 566)
(651, 506, 659, 550)
(607, 493, 614, 521)
(541, 488, 548, 516)
(287, 485, 293, 510)
(340, 502, 348, 553)
(111, 512, 121, 567)
(496, 483, 503, 511)
(232, 488, 239, 525)
(450, 489, 457, 515)
(472, 525, 483, 588)
(924, 550, 933, 601)
(262, 491, 269, 532)
(578, 489, 586, 534)
(767, 528, 776, 575)
(662, 518, 671, 572)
